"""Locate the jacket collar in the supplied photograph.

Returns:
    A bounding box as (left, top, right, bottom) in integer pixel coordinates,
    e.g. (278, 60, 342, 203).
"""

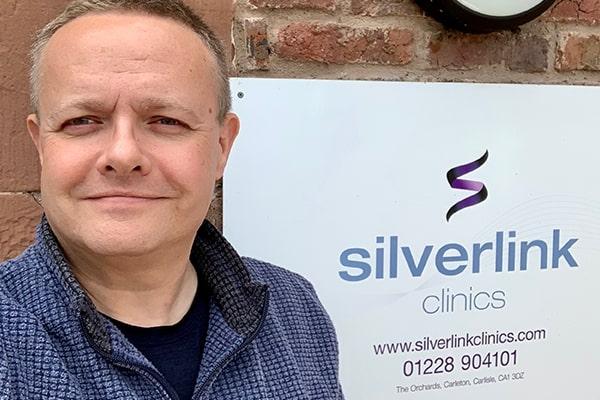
(35, 215, 269, 352)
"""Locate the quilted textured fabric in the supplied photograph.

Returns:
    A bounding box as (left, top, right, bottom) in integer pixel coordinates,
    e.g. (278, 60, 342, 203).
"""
(0, 217, 343, 399)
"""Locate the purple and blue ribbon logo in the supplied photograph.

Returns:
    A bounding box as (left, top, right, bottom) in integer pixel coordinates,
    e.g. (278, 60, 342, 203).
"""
(446, 150, 489, 222)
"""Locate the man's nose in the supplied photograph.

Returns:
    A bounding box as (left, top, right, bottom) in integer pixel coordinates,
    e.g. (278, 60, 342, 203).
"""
(97, 121, 152, 177)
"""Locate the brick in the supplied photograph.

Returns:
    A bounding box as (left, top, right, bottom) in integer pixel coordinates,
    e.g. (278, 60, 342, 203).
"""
(0, 0, 18, 19)
(0, 193, 42, 261)
(429, 32, 507, 69)
(556, 34, 600, 71)
(0, 90, 40, 192)
(244, 19, 271, 70)
(507, 35, 549, 72)
(249, 0, 335, 11)
(189, 0, 235, 61)
(276, 23, 414, 65)
(0, 1, 71, 191)
(428, 32, 549, 72)
(206, 179, 223, 232)
(545, 0, 600, 24)
(350, 0, 422, 17)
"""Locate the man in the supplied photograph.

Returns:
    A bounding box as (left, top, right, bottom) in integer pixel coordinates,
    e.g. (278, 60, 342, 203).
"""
(0, 1, 343, 399)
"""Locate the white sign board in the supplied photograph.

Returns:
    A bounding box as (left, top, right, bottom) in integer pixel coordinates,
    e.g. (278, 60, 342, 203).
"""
(224, 78, 600, 400)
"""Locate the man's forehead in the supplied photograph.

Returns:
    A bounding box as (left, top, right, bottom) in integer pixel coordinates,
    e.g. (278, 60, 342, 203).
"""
(50, 10, 199, 39)
(37, 11, 219, 116)
(43, 11, 211, 68)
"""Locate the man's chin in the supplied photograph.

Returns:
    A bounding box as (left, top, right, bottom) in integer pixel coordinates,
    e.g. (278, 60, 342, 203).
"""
(46, 209, 200, 259)
(66, 222, 171, 258)
(78, 235, 162, 258)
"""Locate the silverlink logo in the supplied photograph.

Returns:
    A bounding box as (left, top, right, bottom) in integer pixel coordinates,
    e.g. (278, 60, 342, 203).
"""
(446, 150, 489, 222)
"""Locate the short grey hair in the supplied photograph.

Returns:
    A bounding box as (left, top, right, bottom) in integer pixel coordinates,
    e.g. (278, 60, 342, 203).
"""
(30, 0, 231, 123)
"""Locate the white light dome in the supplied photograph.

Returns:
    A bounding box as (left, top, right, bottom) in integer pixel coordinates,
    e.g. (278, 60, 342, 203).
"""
(455, 0, 547, 17)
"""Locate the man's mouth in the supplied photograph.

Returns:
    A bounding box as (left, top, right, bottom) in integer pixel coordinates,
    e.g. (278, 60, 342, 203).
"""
(84, 193, 168, 205)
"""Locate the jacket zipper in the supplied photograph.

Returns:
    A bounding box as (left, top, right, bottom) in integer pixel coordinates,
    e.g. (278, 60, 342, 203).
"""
(193, 290, 271, 400)
(81, 288, 270, 400)
(81, 318, 180, 400)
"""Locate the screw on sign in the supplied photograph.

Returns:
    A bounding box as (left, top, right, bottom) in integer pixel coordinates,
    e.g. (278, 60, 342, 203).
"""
(415, 0, 557, 32)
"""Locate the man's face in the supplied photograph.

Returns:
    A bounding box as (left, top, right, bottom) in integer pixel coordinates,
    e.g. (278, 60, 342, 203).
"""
(27, 12, 239, 257)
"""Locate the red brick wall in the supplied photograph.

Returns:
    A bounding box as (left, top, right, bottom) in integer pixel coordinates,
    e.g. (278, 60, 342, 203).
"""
(0, 0, 232, 261)
(235, 0, 600, 79)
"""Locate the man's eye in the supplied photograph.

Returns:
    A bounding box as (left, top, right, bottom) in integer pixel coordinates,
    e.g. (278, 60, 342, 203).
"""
(59, 117, 102, 134)
(154, 117, 181, 126)
(64, 117, 97, 126)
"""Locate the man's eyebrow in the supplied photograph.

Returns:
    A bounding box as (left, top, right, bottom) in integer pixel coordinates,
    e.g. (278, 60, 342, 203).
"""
(46, 99, 112, 124)
(45, 97, 202, 124)
(137, 97, 200, 118)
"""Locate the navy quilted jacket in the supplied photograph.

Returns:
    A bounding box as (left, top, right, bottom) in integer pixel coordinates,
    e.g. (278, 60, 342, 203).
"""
(0, 218, 343, 399)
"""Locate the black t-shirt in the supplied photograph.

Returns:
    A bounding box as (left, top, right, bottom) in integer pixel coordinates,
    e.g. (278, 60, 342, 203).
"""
(108, 280, 210, 400)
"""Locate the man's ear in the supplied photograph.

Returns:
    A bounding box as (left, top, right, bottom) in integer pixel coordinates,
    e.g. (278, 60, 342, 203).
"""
(216, 112, 240, 179)
(26, 113, 44, 166)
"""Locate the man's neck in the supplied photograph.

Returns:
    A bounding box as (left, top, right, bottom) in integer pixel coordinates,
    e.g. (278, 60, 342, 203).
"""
(65, 244, 199, 327)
